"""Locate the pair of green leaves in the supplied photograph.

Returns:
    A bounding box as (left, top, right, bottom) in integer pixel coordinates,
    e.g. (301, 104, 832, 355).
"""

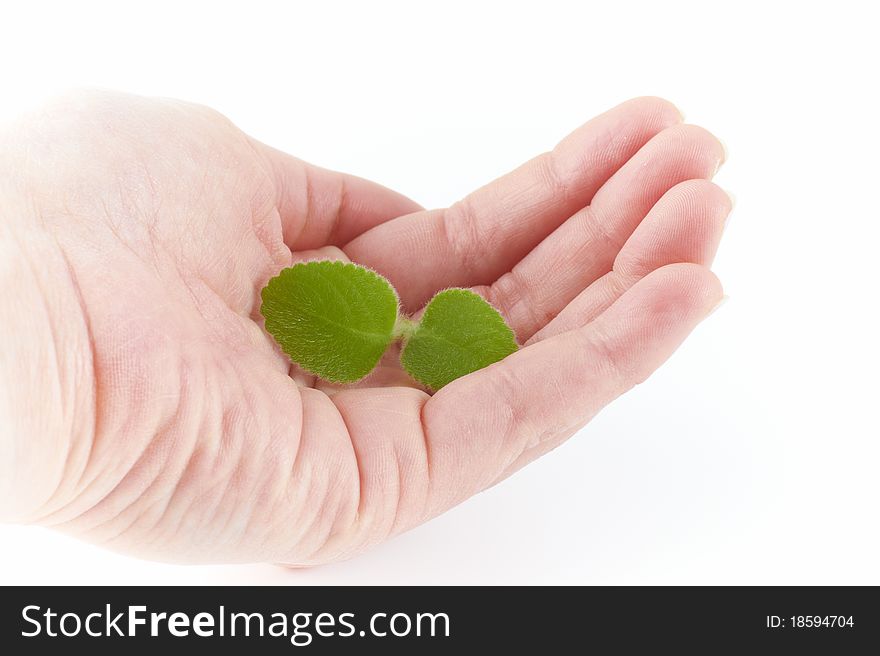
(260, 261, 518, 391)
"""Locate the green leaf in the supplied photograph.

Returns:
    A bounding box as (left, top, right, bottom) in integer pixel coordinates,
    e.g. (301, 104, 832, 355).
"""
(400, 289, 519, 391)
(261, 261, 398, 383)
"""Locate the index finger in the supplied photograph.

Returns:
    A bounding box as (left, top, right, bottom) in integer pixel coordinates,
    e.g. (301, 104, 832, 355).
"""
(250, 139, 424, 250)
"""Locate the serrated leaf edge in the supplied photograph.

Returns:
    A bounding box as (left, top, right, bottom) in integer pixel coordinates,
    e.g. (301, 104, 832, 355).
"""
(399, 287, 519, 390)
(411, 288, 518, 347)
(260, 260, 400, 384)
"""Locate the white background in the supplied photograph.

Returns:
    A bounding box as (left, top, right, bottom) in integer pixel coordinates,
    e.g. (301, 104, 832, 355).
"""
(1, 0, 878, 585)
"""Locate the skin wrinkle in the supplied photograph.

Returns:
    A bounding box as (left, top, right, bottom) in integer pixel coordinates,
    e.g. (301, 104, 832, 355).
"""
(100, 484, 175, 548)
(211, 366, 270, 553)
(488, 363, 541, 472)
(325, 172, 347, 246)
(321, 397, 367, 545)
(495, 423, 585, 485)
(302, 488, 358, 564)
(603, 271, 633, 308)
(299, 160, 316, 245)
(203, 436, 251, 560)
(246, 210, 291, 324)
(213, 363, 299, 562)
(276, 436, 325, 560)
(250, 202, 290, 268)
(55, 245, 100, 508)
(285, 391, 356, 563)
(290, 467, 341, 563)
(428, 361, 528, 512)
(538, 148, 573, 206)
(49, 381, 182, 533)
(533, 376, 569, 451)
(487, 266, 546, 342)
(358, 392, 410, 538)
(283, 478, 325, 562)
(583, 322, 632, 389)
(168, 216, 251, 322)
(387, 447, 404, 537)
(5, 227, 70, 518)
(325, 390, 429, 556)
(589, 273, 631, 320)
(130, 362, 214, 543)
(204, 420, 252, 557)
(416, 395, 434, 523)
(104, 358, 216, 556)
(581, 203, 627, 269)
(41, 302, 188, 527)
(99, 349, 192, 528)
(315, 459, 362, 560)
(200, 429, 261, 562)
(439, 199, 484, 279)
(242, 136, 306, 250)
(137, 184, 166, 270)
(127, 368, 208, 556)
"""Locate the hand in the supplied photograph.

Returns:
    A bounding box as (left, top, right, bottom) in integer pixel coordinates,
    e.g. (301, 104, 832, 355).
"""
(0, 91, 727, 564)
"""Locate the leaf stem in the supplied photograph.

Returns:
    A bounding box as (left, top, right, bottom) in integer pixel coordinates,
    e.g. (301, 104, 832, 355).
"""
(392, 315, 418, 341)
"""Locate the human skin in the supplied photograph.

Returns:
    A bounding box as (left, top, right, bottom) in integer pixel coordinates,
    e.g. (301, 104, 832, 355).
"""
(0, 91, 728, 565)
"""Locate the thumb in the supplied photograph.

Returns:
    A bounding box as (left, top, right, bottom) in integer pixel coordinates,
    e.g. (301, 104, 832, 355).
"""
(248, 138, 423, 251)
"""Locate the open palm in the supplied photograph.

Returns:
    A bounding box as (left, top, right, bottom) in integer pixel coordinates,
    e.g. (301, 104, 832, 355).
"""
(1, 91, 727, 564)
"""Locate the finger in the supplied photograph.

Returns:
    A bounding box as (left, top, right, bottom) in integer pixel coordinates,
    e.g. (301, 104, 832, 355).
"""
(613, 179, 731, 278)
(250, 139, 423, 250)
(327, 387, 432, 557)
(477, 125, 725, 342)
(530, 180, 731, 343)
(420, 263, 722, 514)
(345, 97, 683, 310)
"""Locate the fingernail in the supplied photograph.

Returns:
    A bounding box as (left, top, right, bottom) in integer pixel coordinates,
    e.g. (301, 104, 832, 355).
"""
(725, 189, 736, 210)
(715, 137, 729, 175)
(723, 190, 736, 233)
(706, 295, 729, 319)
(674, 104, 687, 122)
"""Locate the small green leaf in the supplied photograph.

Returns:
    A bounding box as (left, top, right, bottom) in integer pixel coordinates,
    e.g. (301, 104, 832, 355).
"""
(261, 261, 398, 383)
(401, 289, 518, 391)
